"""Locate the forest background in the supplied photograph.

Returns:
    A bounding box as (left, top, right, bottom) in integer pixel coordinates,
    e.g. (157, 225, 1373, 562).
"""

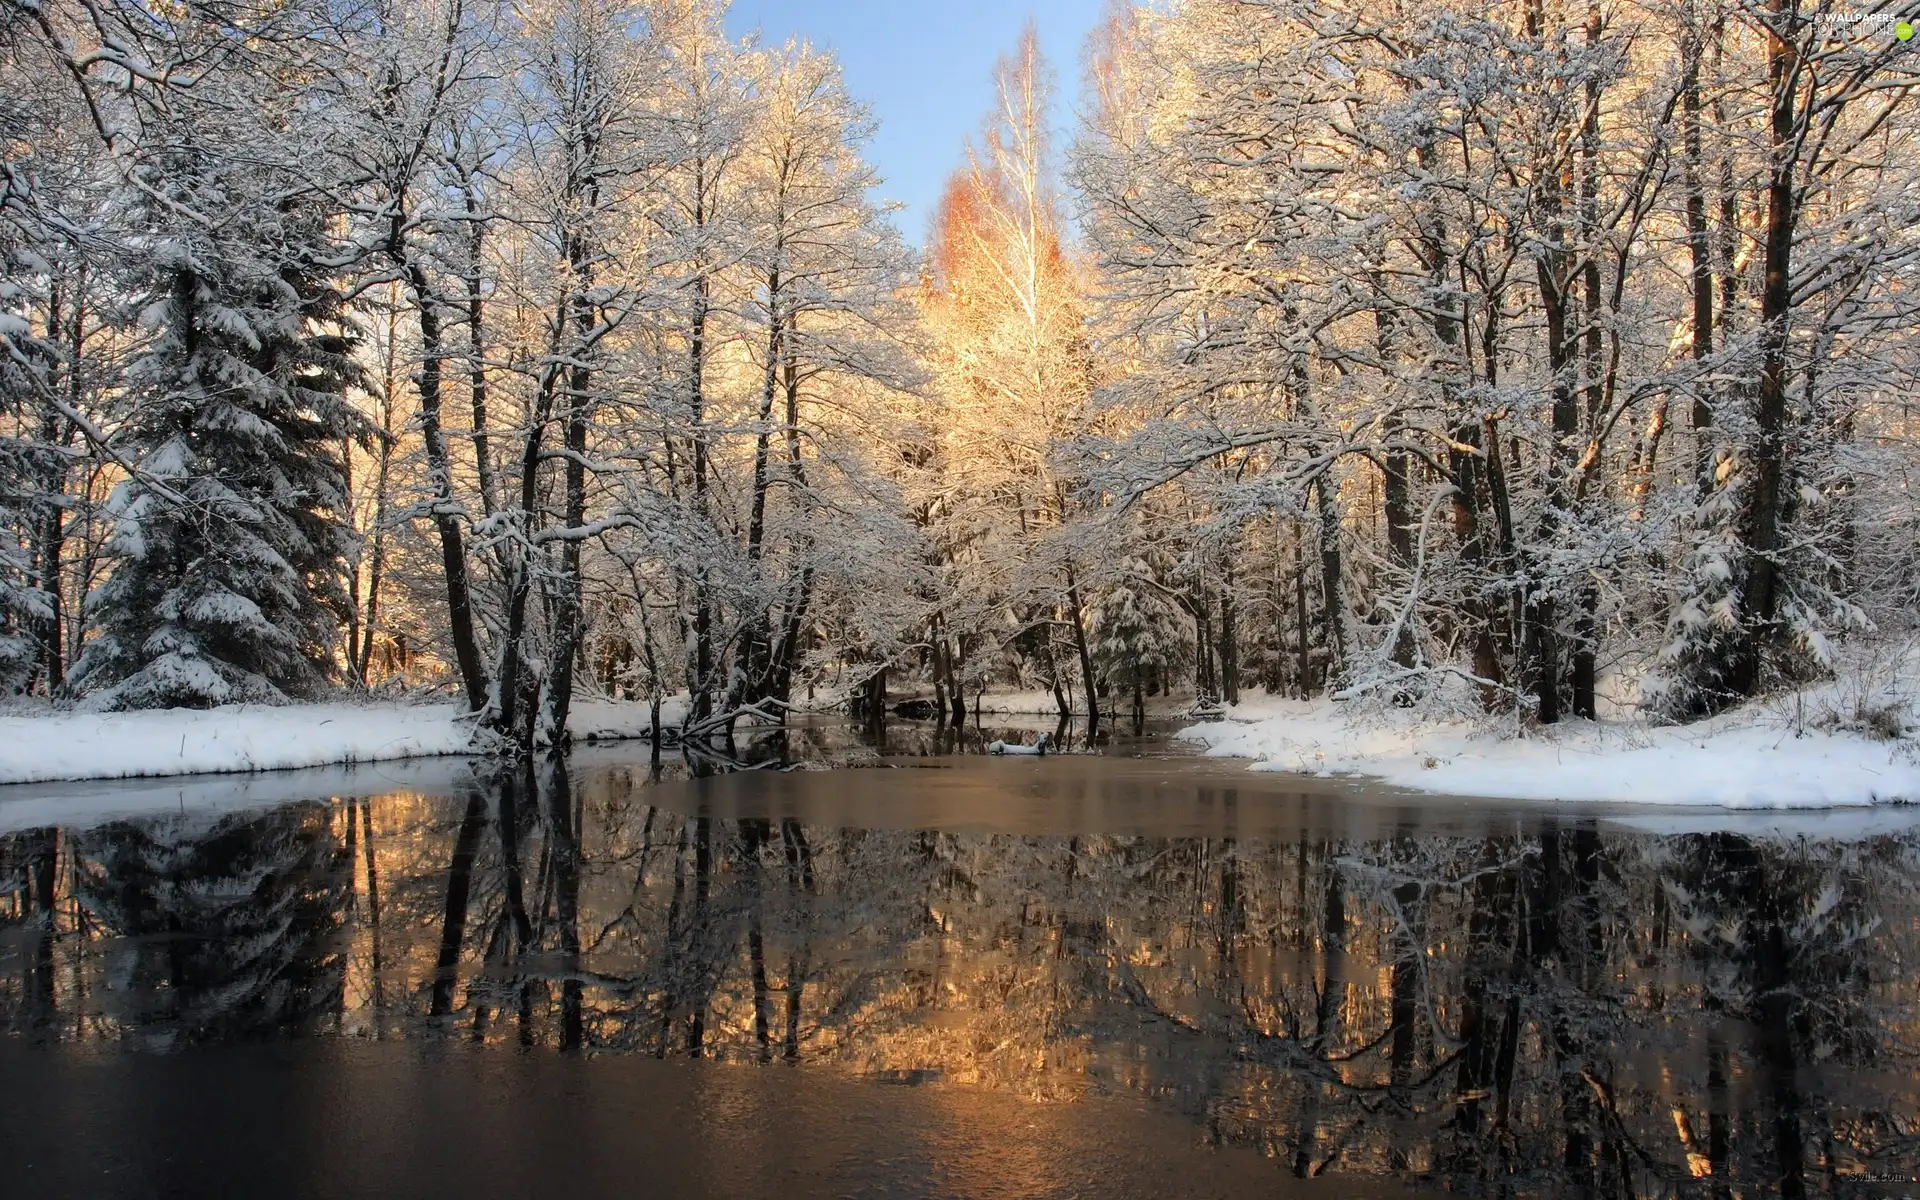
(3, 0, 1917, 759)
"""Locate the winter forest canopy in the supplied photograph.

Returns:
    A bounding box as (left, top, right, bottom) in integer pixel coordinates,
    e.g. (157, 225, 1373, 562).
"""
(2, 0, 1917, 755)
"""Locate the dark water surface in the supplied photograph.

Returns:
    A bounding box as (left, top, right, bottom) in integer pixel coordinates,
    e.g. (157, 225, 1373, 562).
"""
(4, 723, 1919, 1198)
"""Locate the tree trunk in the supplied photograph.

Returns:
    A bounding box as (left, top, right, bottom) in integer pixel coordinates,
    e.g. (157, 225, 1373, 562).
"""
(1293, 534, 1312, 698)
(772, 567, 813, 707)
(1268, 543, 1286, 695)
(1217, 563, 1240, 705)
(1530, 328, 1572, 727)
(461, 171, 498, 522)
(948, 637, 968, 725)
(357, 433, 391, 687)
(1048, 647, 1071, 723)
(1371, 265, 1418, 674)
(32, 437, 66, 692)
(543, 345, 590, 744)
(543, 162, 599, 745)
(1569, 21, 1606, 722)
(1381, 450, 1416, 671)
(1193, 585, 1215, 699)
(1569, 584, 1598, 720)
(1313, 474, 1353, 686)
(29, 278, 78, 693)
(1733, 0, 1800, 698)
(768, 316, 812, 708)
(930, 633, 949, 725)
(1711, 11, 1741, 351)
(1522, 0, 1576, 726)
(1447, 424, 1506, 705)
(1683, 0, 1717, 495)
(865, 663, 888, 734)
(688, 158, 716, 727)
(1065, 563, 1099, 736)
(745, 264, 783, 700)
(493, 307, 563, 750)
(1483, 413, 1521, 626)
(403, 267, 489, 714)
(358, 351, 396, 687)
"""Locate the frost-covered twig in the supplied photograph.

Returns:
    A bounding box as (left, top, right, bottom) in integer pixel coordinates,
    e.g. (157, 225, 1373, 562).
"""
(1334, 484, 1457, 698)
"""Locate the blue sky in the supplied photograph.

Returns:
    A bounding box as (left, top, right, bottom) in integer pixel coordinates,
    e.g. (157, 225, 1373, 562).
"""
(723, 0, 1108, 247)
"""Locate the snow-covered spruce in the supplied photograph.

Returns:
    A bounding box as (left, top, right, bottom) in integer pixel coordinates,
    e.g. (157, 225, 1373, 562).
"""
(63, 70, 365, 712)
(67, 226, 364, 710)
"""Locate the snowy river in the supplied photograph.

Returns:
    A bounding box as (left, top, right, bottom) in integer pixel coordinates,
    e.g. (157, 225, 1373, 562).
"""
(2, 722, 1918, 1198)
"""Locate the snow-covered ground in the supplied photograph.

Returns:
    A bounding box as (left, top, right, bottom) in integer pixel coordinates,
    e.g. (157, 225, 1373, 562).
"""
(570, 695, 691, 741)
(1178, 691, 1920, 809)
(8, 676, 1913, 810)
(0, 696, 688, 786)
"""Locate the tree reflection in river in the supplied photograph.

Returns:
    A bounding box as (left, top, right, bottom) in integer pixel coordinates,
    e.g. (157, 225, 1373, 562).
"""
(3, 753, 1918, 1198)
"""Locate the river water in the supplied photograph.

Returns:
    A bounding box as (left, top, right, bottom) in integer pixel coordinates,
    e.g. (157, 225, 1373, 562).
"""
(2, 722, 1917, 1198)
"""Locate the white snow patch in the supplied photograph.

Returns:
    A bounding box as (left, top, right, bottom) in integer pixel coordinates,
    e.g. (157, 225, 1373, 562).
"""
(0, 697, 688, 785)
(1177, 694, 1920, 809)
(0, 702, 476, 784)
(569, 695, 690, 741)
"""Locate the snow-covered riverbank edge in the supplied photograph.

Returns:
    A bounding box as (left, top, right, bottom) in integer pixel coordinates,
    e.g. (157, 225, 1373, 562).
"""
(1177, 694, 1920, 808)
(0, 697, 690, 786)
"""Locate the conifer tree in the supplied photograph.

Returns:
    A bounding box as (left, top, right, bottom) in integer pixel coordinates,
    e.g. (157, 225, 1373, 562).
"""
(67, 7, 364, 709)
(71, 200, 363, 709)
(1089, 552, 1192, 729)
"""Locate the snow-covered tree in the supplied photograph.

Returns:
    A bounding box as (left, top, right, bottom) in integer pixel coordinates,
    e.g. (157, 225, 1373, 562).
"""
(919, 23, 1100, 729)
(72, 218, 363, 708)
(1072, 0, 1920, 727)
(1089, 550, 1192, 728)
(64, 2, 365, 709)
(0, 9, 123, 697)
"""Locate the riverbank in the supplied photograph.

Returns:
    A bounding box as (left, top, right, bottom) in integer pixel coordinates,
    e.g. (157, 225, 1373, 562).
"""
(9, 678, 1916, 808)
(964, 689, 1200, 718)
(1177, 687, 1920, 808)
(0, 698, 688, 785)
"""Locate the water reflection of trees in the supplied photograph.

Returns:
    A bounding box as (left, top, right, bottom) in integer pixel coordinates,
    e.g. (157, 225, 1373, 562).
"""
(4, 765, 1918, 1196)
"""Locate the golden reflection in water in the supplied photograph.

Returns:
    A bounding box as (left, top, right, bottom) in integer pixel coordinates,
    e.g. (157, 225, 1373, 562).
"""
(3, 763, 1920, 1196)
